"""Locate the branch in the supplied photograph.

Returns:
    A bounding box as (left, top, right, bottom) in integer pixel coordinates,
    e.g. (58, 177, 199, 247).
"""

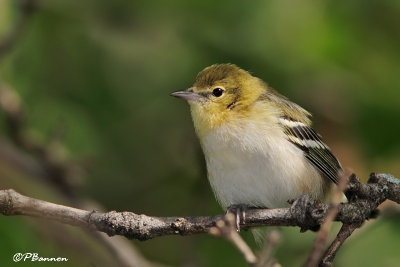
(305, 171, 349, 267)
(0, 173, 398, 240)
(257, 230, 281, 267)
(209, 213, 258, 266)
(0, 173, 398, 266)
(320, 223, 358, 267)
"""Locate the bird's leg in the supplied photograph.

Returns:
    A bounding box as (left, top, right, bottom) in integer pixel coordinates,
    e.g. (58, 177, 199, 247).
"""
(226, 204, 249, 231)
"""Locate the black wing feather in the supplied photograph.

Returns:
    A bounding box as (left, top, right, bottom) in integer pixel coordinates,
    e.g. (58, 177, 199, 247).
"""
(280, 117, 342, 184)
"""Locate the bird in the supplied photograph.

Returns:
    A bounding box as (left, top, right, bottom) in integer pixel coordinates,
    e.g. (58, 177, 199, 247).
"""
(171, 63, 342, 213)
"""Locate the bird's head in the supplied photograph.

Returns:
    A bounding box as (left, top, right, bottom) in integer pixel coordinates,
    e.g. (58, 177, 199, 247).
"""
(171, 64, 266, 136)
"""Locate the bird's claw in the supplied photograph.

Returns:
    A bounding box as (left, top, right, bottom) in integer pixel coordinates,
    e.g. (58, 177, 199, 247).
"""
(226, 204, 248, 232)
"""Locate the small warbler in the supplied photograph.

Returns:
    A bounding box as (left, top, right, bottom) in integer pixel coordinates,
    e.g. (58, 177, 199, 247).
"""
(171, 64, 342, 210)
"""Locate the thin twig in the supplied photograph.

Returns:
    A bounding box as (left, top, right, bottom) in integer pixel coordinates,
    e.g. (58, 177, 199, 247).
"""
(319, 223, 358, 267)
(305, 171, 350, 267)
(257, 230, 281, 267)
(210, 213, 258, 266)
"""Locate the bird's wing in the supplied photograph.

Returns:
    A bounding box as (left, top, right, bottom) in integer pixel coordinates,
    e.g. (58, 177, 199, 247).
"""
(258, 90, 342, 183)
(279, 116, 342, 184)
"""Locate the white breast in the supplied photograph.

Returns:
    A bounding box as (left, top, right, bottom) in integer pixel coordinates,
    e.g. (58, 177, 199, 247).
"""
(200, 118, 324, 209)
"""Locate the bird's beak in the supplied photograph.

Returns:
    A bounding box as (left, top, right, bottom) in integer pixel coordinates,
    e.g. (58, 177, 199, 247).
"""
(170, 89, 203, 101)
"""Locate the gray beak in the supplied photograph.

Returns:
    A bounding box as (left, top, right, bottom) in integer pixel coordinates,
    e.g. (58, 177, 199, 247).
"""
(170, 89, 203, 101)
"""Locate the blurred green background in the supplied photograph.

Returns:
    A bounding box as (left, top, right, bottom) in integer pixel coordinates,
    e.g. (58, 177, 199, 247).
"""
(0, 0, 400, 266)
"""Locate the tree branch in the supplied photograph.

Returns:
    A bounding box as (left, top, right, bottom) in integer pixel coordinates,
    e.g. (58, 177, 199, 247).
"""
(305, 171, 349, 267)
(1, 173, 398, 244)
(320, 223, 358, 267)
(1, 173, 398, 265)
(257, 230, 281, 267)
(209, 213, 258, 266)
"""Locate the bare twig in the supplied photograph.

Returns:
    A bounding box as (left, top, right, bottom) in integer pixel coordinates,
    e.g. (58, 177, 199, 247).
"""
(320, 223, 358, 267)
(0, 173, 398, 242)
(94, 232, 164, 267)
(305, 171, 349, 267)
(210, 213, 258, 266)
(257, 230, 281, 267)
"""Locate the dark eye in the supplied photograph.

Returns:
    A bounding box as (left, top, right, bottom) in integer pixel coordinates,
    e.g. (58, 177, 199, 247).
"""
(212, 87, 224, 97)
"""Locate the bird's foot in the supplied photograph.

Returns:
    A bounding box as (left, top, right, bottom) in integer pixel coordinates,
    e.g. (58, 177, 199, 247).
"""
(226, 204, 249, 232)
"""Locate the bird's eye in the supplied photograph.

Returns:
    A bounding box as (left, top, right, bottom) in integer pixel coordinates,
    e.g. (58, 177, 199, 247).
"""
(212, 87, 224, 97)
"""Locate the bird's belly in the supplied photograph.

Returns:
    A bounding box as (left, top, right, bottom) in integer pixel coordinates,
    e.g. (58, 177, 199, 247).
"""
(203, 128, 324, 209)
